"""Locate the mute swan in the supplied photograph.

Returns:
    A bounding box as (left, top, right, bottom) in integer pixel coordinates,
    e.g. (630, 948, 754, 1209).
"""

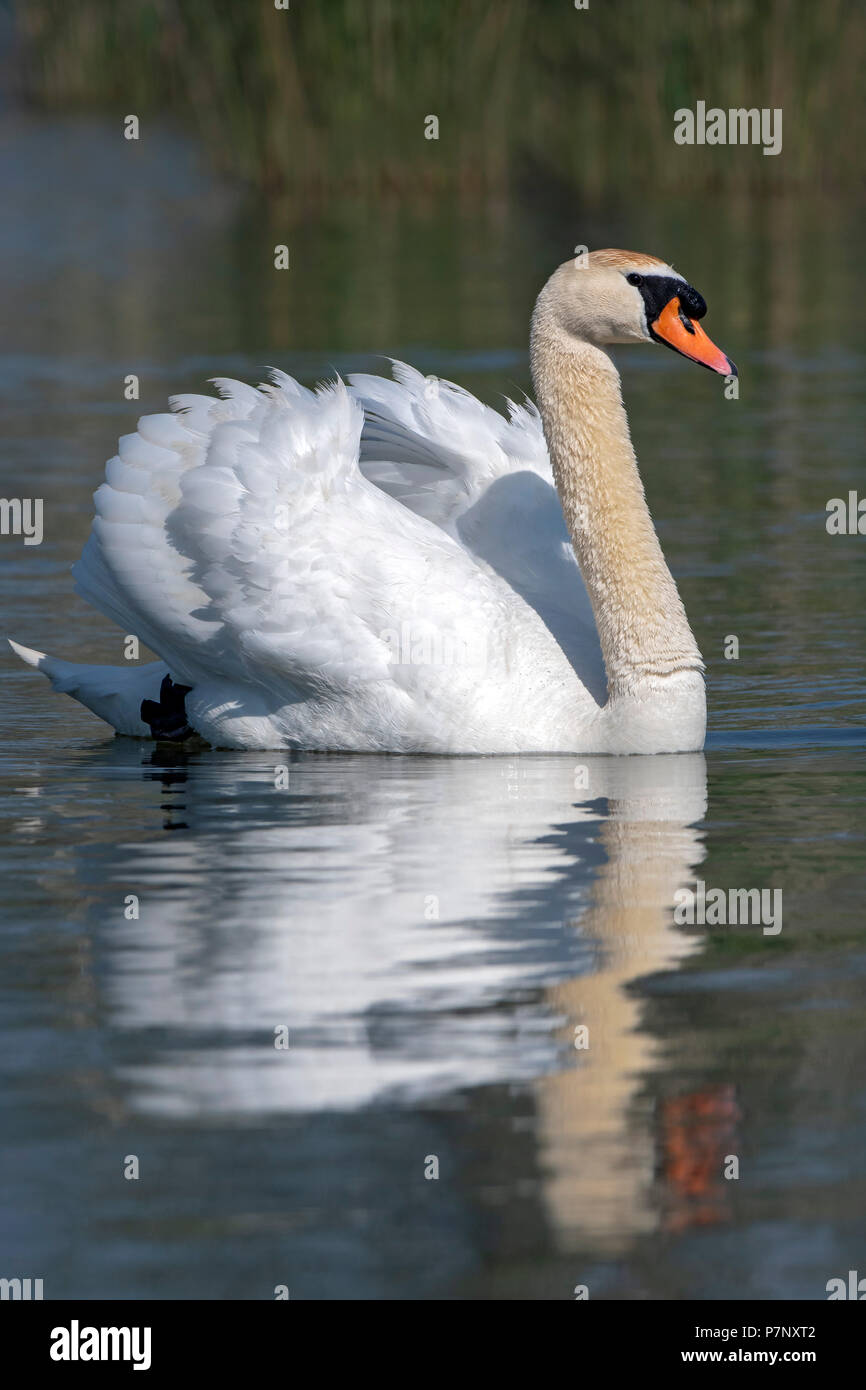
(10, 249, 735, 755)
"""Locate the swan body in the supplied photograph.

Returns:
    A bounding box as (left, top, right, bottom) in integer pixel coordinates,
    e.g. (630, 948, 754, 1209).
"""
(11, 249, 735, 754)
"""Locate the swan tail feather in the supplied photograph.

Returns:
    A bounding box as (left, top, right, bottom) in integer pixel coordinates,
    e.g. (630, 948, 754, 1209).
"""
(7, 639, 169, 737)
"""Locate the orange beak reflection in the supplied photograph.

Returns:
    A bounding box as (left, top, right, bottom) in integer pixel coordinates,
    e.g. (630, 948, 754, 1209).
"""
(651, 297, 736, 377)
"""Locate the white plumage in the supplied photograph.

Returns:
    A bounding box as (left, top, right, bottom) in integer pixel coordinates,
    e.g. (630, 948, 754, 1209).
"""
(12, 250, 730, 753)
(13, 365, 603, 751)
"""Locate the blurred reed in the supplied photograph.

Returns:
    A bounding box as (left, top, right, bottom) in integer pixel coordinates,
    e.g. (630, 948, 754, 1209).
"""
(14, 0, 866, 201)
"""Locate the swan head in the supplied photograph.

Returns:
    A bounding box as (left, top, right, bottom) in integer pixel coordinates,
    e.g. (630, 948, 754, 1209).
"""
(536, 249, 736, 376)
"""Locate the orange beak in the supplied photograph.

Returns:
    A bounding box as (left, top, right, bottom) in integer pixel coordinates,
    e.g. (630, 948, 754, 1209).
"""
(650, 297, 736, 376)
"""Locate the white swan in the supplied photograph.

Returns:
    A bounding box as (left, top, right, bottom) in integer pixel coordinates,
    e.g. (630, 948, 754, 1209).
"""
(10, 249, 735, 754)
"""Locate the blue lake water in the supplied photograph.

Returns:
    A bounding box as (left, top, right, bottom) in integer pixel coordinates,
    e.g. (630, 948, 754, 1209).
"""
(1, 113, 865, 1299)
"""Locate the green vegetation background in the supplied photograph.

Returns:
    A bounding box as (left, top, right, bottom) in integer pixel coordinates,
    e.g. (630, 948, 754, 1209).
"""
(16, 0, 865, 201)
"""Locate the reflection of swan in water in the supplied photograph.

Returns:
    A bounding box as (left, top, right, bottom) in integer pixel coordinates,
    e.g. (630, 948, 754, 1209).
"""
(65, 748, 712, 1245)
(536, 758, 710, 1249)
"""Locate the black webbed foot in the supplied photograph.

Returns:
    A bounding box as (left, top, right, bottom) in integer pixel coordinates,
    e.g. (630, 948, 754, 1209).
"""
(141, 674, 195, 741)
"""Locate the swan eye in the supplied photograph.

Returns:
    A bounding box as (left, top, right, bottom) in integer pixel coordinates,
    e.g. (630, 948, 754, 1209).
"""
(626, 273, 643, 287)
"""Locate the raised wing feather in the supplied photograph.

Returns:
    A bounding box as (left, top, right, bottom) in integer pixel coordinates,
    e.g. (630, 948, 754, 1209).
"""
(72, 373, 571, 716)
(350, 362, 606, 702)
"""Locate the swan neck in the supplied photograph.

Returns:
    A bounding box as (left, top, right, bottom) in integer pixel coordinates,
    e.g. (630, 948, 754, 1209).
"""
(530, 315, 703, 695)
